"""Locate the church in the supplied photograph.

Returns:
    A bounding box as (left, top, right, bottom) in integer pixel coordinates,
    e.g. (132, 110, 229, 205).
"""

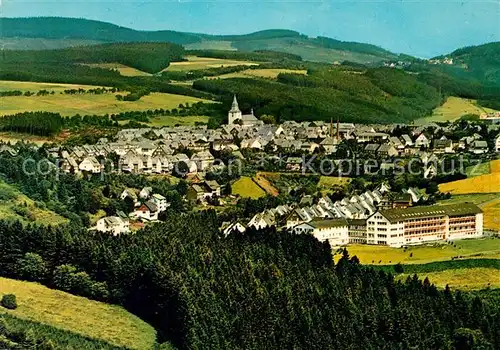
(228, 95, 263, 126)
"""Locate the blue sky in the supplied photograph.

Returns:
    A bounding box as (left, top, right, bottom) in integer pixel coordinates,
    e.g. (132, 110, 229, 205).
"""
(2, 0, 499, 57)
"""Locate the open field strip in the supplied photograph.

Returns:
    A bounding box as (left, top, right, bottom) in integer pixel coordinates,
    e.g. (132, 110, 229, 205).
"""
(184, 40, 236, 51)
(0, 80, 106, 92)
(232, 176, 267, 199)
(436, 193, 499, 206)
(81, 62, 152, 76)
(0, 91, 212, 116)
(416, 96, 499, 124)
(337, 238, 500, 265)
(164, 55, 259, 71)
(397, 268, 500, 290)
(206, 68, 308, 80)
(147, 115, 210, 127)
(0, 277, 157, 350)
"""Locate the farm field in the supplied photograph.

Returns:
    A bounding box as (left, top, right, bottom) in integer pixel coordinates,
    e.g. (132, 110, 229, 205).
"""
(466, 159, 500, 177)
(0, 80, 106, 93)
(0, 90, 212, 116)
(0, 180, 68, 226)
(436, 193, 499, 206)
(164, 55, 259, 71)
(254, 172, 279, 196)
(0, 277, 157, 350)
(148, 115, 209, 127)
(398, 268, 500, 290)
(82, 62, 152, 76)
(416, 96, 498, 124)
(438, 173, 500, 194)
(481, 199, 500, 231)
(338, 238, 500, 265)
(206, 68, 308, 80)
(231, 176, 266, 199)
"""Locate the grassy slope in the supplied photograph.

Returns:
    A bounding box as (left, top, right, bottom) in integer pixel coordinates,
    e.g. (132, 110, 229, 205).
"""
(416, 96, 499, 125)
(0, 277, 156, 350)
(438, 173, 500, 194)
(0, 180, 67, 226)
(0, 80, 107, 92)
(81, 63, 152, 77)
(338, 238, 500, 265)
(147, 115, 209, 127)
(398, 267, 500, 290)
(231, 176, 266, 199)
(481, 199, 500, 231)
(0, 91, 211, 117)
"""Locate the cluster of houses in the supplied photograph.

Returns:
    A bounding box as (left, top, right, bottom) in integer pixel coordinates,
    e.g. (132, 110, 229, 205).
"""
(43, 96, 500, 181)
(95, 187, 169, 235)
(224, 184, 483, 248)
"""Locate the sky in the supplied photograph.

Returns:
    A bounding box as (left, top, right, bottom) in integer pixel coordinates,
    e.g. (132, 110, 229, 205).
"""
(1, 0, 499, 57)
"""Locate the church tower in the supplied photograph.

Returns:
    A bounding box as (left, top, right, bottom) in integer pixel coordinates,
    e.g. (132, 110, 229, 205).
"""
(228, 95, 242, 124)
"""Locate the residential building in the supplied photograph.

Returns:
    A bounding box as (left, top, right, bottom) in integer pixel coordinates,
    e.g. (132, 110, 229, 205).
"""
(292, 218, 349, 247)
(79, 156, 101, 173)
(348, 219, 367, 244)
(96, 216, 130, 236)
(151, 193, 169, 212)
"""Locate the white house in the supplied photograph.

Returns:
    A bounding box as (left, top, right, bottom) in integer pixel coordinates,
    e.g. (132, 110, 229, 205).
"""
(292, 218, 349, 247)
(151, 193, 169, 212)
(96, 216, 130, 236)
(415, 134, 430, 148)
(223, 222, 247, 236)
(139, 187, 153, 199)
(79, 156, 101, 173)
(132, 201, 159, 221)
(495, 134, 500, 152)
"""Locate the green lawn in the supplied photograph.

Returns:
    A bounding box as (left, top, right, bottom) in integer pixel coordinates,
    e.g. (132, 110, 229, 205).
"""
(0, 180, 68, 226)
(232, 176, 266, 199)
(0, 89, 212, 116)
(0, 277, 157, 349)
(318, 176, 351, 188)
(337, 238, 500, 265)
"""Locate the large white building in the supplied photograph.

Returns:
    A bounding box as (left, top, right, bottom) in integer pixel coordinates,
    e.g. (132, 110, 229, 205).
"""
(96, 216, 130, 236)
(366, 203, 483, 247)
(293, 218, 349, 247)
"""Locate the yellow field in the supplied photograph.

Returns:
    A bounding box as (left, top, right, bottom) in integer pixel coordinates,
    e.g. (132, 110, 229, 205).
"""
(337, 238, 500, 265)
(241, 69, 307, 79)
(165, 55, 259, 71)
(0, 90, 211, 116)
(416, 96, 498, 124)
(0, 80, 106, 93)
(0, 277, 156, 349)
(438, 173, 500, 194)
(232, 176, 266, 199)
(398, 268, 500, 290)
(491, 159, 500, 173)
(0, 180, 68, 226)
(82, 63, 152, 77)
(481, 199, 500, 231)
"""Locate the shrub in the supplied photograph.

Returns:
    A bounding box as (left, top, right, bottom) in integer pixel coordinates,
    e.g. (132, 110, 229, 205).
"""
(394, 263, 404, 274)
(1, 294, 17, 310)
(16, 253, 47, 282)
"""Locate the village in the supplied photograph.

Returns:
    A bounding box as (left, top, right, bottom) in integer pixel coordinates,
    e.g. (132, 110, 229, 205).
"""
(3, 96, 499, 247)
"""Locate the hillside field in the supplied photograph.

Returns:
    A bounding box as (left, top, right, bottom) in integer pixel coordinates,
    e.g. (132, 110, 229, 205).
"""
(481, 199, 500, 231)
(438, 173, 500, 194)
(81, 62, 152, 76)
(398, 267, 500, 290)
(231, 176, 266, 199)
(0, 80, 106, 93)
(0, 85, 212, 116)
(416, 96, 498, 124)
(164, 55, 259, 71)
(338, 238, 500, 265)
(0, 277, 156, 350)
(147, 115, 209, 127)
(0, 180, 67, 226)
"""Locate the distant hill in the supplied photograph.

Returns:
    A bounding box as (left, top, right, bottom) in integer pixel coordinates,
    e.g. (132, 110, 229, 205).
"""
(0, 17, 398, 64)
(431, 42, 500, 86)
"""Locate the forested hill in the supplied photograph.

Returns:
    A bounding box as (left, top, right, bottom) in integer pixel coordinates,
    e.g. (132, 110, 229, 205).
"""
(0, 17, 398, 64)
(429, 42, 500, 87)
(0, 212, 499, 349)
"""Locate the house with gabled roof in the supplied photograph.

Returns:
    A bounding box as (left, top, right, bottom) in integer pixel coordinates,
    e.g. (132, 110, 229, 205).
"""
(292, 218, 349, 247)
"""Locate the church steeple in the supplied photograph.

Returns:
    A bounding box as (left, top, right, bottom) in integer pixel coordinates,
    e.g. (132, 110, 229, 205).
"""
(230, 94, 240, 112)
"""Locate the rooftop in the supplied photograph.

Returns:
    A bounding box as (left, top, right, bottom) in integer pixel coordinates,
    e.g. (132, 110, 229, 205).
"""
(379, 203, 482, 223)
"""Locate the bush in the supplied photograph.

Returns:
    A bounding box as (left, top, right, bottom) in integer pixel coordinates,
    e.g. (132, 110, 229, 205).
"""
(1, 294, 17, 310)
(16, 253, 47, 282)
